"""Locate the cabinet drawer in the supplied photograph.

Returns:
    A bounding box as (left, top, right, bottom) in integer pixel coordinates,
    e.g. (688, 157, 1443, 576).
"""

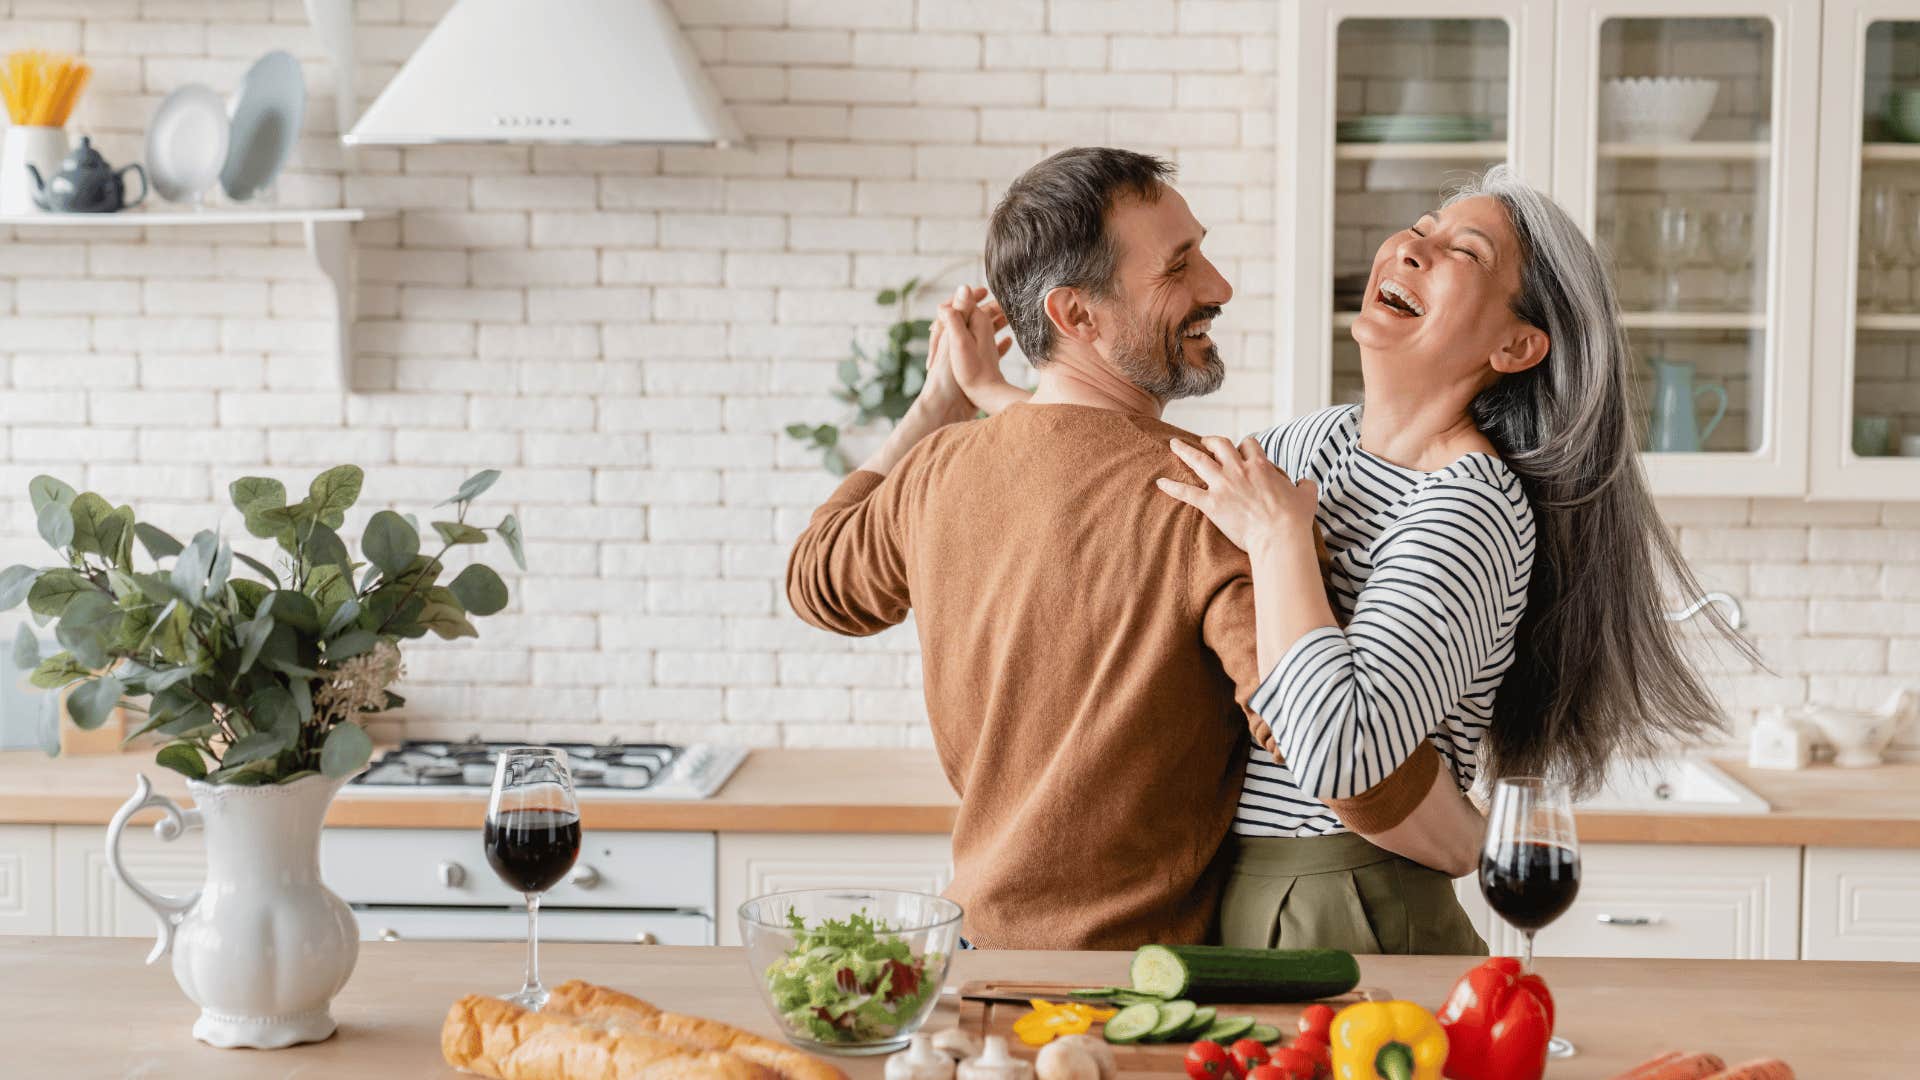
(54, 824, 206, 937)
(716, 833, 953, 946)
(0, 825, 54, 935)
(1802, 847, 1920, 962)
(1478, 844, 1799, 960)
(356, 907, 711, 946)
(321, 828, 715, 911)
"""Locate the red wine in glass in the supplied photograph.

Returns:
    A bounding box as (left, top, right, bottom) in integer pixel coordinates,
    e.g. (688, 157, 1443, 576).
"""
(1480, 777, 1580, 1059)
(486, 748, 581, 1009)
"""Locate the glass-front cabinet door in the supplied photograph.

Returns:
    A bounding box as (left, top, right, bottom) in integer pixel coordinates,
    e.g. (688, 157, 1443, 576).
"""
(1810, 2, 1920, 498)
(1554, 0, 1819, 495)
(1275, 1, 1554, 420)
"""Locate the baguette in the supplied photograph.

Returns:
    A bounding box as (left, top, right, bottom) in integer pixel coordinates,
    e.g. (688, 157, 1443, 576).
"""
(441, 993, 778, 1080)
(1610, 1051, 1729, 1080)
(546, 980, 849, 1080)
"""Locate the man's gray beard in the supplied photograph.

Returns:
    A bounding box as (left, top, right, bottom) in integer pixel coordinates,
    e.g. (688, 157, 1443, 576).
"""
(1112, 316, 1226, 401)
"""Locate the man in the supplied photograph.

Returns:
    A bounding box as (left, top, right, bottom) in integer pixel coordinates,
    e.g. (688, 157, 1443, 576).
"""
(786, 148, 1476, 949)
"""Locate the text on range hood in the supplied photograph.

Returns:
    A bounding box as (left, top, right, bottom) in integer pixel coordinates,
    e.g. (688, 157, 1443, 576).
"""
(343, 0, 741, 147)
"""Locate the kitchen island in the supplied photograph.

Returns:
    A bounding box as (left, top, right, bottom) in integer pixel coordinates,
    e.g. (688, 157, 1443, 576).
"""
(3, 937, 1912, 1078)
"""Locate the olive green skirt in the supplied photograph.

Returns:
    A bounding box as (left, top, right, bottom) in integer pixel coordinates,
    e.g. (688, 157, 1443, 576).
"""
(1216, 832, 1488, 955)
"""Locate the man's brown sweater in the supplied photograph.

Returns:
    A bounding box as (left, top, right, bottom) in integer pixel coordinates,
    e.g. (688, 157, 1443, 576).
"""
(786, 403, 1435, 949)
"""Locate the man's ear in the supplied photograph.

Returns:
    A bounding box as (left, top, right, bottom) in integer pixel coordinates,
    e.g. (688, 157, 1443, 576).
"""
(1490, 325, 1549, 375)
(1043, 285, 1100, 348)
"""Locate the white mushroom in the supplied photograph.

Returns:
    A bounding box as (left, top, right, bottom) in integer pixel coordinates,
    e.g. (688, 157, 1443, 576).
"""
(887, 1033, 957, 1080)
(933, 1029, 983, 1061)
(959, 1036, 1035, 1080)
(1054, 1035, 1116, 1080)
(1034, 1039, 1101, 1080)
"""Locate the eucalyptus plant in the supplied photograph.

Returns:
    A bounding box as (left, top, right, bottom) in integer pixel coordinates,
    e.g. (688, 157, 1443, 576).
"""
(0, 466, 526, 786)
(786, 276, 934, 475)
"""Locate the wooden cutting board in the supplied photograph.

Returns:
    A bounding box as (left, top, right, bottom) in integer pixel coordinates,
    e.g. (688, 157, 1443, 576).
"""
(956, 981, 1388, 1072)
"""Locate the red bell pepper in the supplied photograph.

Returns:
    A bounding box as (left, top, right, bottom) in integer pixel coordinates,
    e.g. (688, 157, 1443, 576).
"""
(1434, 957, 1553, 1080)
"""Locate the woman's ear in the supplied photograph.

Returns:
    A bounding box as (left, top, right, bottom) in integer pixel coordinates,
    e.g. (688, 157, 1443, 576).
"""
(1043, 285, 1099, 348)
(1490, 325, 1549, 375)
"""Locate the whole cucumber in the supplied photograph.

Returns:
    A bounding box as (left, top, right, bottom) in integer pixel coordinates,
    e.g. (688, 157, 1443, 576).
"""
(1129, 945, 1360, 1003)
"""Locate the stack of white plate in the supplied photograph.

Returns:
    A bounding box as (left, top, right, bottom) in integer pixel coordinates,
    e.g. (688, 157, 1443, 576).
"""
(1335, 114, 1494, 144)
(145, 50, 306, 206)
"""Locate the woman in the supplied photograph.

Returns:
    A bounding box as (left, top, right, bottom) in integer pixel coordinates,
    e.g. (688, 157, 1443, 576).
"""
(955, 166, 1742, 953)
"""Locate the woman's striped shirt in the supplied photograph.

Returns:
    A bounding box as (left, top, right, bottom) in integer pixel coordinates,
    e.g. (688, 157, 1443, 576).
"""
(1233, 405, 1535, 837)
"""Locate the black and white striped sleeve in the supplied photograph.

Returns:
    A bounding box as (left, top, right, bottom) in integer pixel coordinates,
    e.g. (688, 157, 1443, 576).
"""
(1246, 471, 1534, 800)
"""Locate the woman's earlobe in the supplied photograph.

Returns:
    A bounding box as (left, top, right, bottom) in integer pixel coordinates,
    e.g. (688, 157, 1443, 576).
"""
(1491, 329, 1550, 375)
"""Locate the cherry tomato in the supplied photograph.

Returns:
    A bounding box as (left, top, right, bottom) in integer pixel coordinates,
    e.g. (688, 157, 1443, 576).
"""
(1297, 1004, 1335, 1043)
(1258, 1048, 1317, 1080)
(1185, 1040, 1234, 1080)
(1228, 1037, 1271, 1078)
(1291, 1033, 1330, 1066)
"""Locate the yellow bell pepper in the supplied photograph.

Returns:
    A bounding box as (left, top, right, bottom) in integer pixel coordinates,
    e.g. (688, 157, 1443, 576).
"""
(1330, 1001, 1448, 1080)
(1011, 1000, 1115, 1046)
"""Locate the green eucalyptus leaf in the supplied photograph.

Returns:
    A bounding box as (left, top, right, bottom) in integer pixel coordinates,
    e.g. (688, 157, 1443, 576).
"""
(229, 579, 271, 617)
(432, 521, 488, 545)
(206, 540, 234, 599)
(149, 601, 194, 664)
(230, 476, 287, 515)
(208, 756, 278, 785)
(236, 615, 274, 675)
(784, 423, 813, 439)
(12, 625, 40, 670)
(134, 523, 184, 561)
(67, 493, 115, 558)
(307, 465, 365, 528)
(156, 700, 213, 736)
(305, 523, 353, 575)
(837, 358, 861, 386)
(497, 514, 526, 571)
(417, 600, 478, 641)
(320, 721, 373, 778)
(222, 729, 288, 767)
(108, 507, 136, 570)
(68, 676, 124, 730)
(107, 604, 155, 653)
(141, 665, 197, 694)
(36, 499, 74, 550)
(28, 570, 94, 618)
(363, 511, 420, 578)
(276, 769, 320, 785)
(327, 629, 378, 661)
(170, 531, 217, 605)
(265, 590, 320, 634)
(0, 565, 39, 611)
(439, 469, 501, 508)
(449, 564, 509, 616)
(28, 652, 88, 690)
(243, 503, 299, 543)
(875, 288, 898, 305)
(290, 675, 313, 725)
(232, 551, 281, 589)
(28, 475, 76, 515)
(323, 598, 362, 638)
(155, 744, 207, 781)
(132, 572, 174, 605)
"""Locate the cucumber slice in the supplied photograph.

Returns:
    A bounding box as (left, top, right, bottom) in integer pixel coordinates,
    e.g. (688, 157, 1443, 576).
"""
(1068, 987, 1127, 1000)
(1248, 1024, 1282, 1045)
(1102, 1003, 1162, 1045)
(1199, 1016, 1255, 1043)
(1179, 1007, 1218, 1040)
(1110, 990, 1172, 1007)
(1146, 1000, 1197, 1042)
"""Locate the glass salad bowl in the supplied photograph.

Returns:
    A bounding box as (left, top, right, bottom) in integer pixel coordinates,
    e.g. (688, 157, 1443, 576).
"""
(739, 888, 962, 1055)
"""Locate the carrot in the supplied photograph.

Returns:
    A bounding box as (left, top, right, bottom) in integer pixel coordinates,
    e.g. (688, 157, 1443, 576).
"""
(1609, 1051, 1728, 1080)
(1702, 1061, 1794, 1080)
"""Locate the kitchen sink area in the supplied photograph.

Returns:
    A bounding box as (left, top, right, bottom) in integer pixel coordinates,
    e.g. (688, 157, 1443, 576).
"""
(1575, 757, 1771, 816)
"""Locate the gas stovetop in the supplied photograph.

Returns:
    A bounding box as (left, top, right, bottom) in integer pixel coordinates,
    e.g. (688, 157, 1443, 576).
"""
(341, 739, 748, 800)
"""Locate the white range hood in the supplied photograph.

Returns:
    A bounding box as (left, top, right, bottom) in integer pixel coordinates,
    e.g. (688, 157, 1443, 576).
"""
(343, 0, 741, 147)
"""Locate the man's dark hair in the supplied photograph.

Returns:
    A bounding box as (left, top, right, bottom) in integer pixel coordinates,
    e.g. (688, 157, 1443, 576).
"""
(984, 147, 1174, 364)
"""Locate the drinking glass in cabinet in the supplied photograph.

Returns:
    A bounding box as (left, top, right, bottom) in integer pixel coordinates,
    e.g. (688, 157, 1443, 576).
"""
(1648, 206, 1706, 312)
(1709, 209, 1754, 312)
(1861, 185, 1906, 313)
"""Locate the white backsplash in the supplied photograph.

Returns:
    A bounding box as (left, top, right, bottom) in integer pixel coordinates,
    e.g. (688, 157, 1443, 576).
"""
(0, 0, 1912, 756)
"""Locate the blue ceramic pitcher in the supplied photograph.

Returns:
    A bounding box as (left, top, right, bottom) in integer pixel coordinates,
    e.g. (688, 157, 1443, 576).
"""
(1648, 358, 1726, 453)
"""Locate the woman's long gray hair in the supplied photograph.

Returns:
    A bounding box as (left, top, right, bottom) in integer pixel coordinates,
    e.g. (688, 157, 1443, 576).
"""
(1445, 165, 1753, 795)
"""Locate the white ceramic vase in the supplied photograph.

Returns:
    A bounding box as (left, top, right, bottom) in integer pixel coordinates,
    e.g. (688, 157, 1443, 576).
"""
(107, 772, 360, 1049)
(0, 125, 68, 215)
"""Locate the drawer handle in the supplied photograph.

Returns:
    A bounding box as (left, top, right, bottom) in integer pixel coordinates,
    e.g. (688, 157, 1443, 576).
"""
(437, 860, 467, 889)
(379, 928, 402, 942)
(569, 865, 601, 890)
(1595, 914, 1658, 927)
(635, 931, 659, 945)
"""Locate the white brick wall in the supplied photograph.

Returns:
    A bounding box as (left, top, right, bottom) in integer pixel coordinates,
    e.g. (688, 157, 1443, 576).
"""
(0, 1, 1915, 755)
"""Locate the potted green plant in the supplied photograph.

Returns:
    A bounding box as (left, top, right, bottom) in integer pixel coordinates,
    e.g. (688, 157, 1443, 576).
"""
(0, 465, 523, 1048)
(786, 276, 936, 475)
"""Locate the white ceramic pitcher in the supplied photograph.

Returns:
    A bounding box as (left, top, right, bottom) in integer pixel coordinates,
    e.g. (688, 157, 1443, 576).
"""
(107, 772, 360, 1048)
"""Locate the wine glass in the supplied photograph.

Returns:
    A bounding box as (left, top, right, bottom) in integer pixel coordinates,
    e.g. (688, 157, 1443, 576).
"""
(1648, 206, 1705, 312)
(1905, 192, 1920, 311)
(1708, 209, 1753, 312)
(1480, 777, 1581, 1059)
(485, 747, 582, 1010)
(1862, 185, 1905, 314)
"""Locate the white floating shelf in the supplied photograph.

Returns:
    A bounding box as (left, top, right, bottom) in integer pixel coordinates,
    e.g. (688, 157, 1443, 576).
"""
(1859, 314, 1920, 332)
(1863, 143, 1920, 162)
(1334, 141, 1508, 162)
(0, 208, 377, 385)
(1622, 311, 1766, 330)
(1599, 141, 1769, 161)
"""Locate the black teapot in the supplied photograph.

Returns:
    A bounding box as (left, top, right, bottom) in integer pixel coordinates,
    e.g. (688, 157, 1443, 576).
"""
(27, 136, 147, 213)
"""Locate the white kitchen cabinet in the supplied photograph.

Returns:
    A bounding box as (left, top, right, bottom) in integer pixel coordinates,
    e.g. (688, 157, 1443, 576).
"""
(1453, 843, 1800, 959)
(715, 833, 952, 946)
(1801, 847, 1920, 961)
(0, 825, 55, 935)
(1807, 3, 1920, 498)
(52, 823, 205, 938)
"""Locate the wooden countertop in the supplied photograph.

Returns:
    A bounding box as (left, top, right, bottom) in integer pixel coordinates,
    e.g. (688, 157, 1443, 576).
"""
(3, 938, 1910, 1077)
(5, 747, 1920, 845)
